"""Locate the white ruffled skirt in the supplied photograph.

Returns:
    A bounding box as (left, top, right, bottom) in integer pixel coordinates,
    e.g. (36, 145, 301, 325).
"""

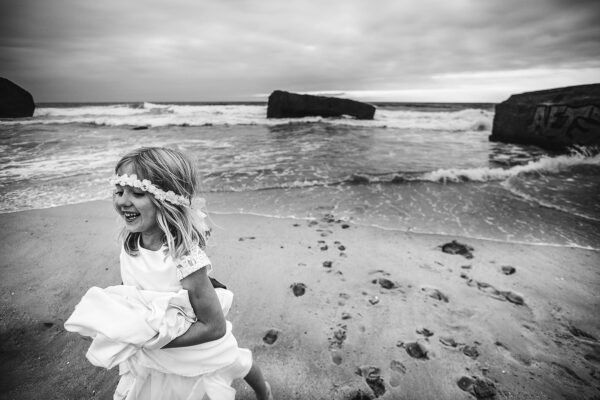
(65, 285, 252, 400)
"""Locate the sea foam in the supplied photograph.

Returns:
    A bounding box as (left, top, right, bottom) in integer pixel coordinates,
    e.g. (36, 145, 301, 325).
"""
(421, 152, 600, 183)
(2, 103, 493, 131)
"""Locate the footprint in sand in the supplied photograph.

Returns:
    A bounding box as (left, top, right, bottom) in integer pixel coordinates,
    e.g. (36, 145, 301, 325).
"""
(290, 282, 307, 297)
(330, 349, 343, 365)
(441, 240, 474, 259)
(466, 279, 525, 305)
(334, 328, 346, 342)
(439, 336, 460, 348)
(462, 345, 480, 359)
(328, 325, 347, 349)
(503, 291, 524, 305)
(377, 278, 398, 290)
(457, 376, 496, 399)
(389, 360, 406, 387)
(346, 390, 372, 400)
(420, 286, 449, 303)
(329, 325, 348, 364)
(390, 360, 406, 374)
(466, 280, 498, 294)
(416, 328, 434, 337)
(366, 376, 385, 398)
(263, 329, 280, 345)
(501, 265, 516, 275)
(403, 341, 429, 359)
(355, 366, 386, 398)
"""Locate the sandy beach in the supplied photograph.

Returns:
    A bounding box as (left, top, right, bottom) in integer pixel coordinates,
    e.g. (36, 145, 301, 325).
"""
(1, 200, 599, 399)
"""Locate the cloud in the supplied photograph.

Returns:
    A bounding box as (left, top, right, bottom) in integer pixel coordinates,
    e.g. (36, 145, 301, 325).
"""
(1, 0, 598, 101)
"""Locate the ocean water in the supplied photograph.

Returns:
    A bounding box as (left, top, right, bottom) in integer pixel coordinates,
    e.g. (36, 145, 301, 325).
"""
(1, 102, 599, 250)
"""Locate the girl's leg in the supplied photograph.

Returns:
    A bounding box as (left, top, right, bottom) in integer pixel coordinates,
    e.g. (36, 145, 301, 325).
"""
(244, 363, 272, 400)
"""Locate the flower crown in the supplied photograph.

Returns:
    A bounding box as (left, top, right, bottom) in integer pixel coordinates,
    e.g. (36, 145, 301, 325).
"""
(110, 173, 191, 207)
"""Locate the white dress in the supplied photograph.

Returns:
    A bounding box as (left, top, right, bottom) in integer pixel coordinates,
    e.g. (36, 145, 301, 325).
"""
(65, 243, 252, 400)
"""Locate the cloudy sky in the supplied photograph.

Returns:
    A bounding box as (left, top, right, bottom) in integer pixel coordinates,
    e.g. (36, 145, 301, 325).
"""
(1, 0, 599, 103)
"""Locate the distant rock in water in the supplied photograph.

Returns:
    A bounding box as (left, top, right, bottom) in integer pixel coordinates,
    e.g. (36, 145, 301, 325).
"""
(267, 90, 375, 120)
(0, 77, 35, 118)
(490, 84, 600, 150)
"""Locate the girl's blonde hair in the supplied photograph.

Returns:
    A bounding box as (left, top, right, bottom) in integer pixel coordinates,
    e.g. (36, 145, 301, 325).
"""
(115, 147, 207, 260)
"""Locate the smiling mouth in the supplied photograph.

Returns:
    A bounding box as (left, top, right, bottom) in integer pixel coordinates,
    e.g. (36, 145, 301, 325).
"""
(123, 211, 140, 223)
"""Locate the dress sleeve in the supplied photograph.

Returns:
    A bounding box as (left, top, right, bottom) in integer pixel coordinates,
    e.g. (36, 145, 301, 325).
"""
(175, 244, 212, 280)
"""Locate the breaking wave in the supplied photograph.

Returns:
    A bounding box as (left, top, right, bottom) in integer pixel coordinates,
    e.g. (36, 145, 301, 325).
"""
(204, 151, 600, 192)
(420, 152, 600, 183)
(294, 151, 600, 188)
(1, 103, 493, 131)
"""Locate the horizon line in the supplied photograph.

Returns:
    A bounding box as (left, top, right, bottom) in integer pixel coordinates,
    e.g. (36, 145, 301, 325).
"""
(34, 99, 499, 105)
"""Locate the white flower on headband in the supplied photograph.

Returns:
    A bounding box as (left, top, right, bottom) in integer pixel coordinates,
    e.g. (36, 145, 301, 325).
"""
(110, 173, 191, 207)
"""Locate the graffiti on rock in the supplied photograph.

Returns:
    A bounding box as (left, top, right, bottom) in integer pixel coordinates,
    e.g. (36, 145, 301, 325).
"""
(530, 104, 600, 139)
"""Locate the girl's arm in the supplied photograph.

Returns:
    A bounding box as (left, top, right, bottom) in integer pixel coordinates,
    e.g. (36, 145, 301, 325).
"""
(162, 266, 227, 348)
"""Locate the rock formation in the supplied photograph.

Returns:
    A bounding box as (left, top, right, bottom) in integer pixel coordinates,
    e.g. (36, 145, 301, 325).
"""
(267, 90, 375, 120)
(490, 84, 600, 150)
(0, 77, 35, 118)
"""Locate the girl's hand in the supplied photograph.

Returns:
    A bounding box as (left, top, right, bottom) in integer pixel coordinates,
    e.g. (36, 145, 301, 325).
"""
(162, 266, 227, 348)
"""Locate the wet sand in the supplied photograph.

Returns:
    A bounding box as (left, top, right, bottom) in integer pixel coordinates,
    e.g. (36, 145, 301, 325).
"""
(1, 200, 599, 399)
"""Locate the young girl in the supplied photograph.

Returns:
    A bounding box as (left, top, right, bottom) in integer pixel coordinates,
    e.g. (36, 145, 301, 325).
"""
(65, 147, 272, 400)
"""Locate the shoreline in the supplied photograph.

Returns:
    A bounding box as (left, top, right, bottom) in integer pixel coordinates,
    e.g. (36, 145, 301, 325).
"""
(1, 201, 599, 399)
(2, 200, 599, 252)
(212, 209, 600, 252)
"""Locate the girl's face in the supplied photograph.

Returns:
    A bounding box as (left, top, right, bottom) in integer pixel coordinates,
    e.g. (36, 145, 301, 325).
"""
(112, 164, 161, 237)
